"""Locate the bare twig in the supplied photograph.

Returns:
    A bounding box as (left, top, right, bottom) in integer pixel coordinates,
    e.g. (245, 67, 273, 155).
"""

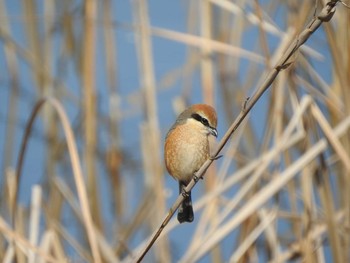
(340, 0, 350, 8)
(136, 1, 340, 261)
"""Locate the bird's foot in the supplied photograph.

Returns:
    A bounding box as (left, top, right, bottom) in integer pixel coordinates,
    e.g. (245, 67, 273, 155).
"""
(181, 189, 190, 198)
(193, 172, 202, 182)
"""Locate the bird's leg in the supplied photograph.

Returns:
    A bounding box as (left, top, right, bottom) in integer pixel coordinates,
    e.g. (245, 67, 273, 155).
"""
(181, 187, 190, 198)
(181, 190, 189, 198)
(179, 181, 190, 198)
(192, 156, 223, 183)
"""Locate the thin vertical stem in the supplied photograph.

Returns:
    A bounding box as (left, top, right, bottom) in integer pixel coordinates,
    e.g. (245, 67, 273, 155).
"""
(82, 0, 102, 232)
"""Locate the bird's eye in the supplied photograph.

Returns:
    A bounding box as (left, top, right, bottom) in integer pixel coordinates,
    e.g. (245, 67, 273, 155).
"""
(201, 118, 209, 126)
(191, 113, 209, 127)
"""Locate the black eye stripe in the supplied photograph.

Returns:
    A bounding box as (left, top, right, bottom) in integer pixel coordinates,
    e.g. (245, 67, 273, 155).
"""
(191, 113, 210, 127)
(191, 113, 204, 123)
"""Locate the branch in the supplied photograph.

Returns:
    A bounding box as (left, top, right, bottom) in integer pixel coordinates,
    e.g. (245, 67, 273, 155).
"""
(136, 1, 339, 262)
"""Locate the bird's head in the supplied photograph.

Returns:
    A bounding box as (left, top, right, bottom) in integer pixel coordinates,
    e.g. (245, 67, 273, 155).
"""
(176, 104, 218, 137)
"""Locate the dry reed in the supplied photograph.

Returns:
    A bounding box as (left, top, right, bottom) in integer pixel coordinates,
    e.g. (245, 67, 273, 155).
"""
(0, 0, 349, 262)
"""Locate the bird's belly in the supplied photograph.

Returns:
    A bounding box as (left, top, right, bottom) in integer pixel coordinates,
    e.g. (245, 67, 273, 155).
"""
(172, 142, 208, 183)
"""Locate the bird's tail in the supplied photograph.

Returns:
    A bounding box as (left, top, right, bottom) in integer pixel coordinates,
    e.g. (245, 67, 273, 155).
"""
(178, 181, 194, 223)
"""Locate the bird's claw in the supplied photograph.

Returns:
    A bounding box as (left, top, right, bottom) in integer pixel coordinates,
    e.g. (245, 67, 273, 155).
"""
(193, 173, 202, 182)
(181, 189, 190, 198)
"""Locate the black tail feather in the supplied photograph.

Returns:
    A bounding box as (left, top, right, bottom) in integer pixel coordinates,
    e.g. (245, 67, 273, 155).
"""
(177, 181, 194, 223)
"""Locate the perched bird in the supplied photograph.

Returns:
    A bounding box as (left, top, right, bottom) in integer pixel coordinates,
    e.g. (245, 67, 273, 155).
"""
(164, 104, 218, 223)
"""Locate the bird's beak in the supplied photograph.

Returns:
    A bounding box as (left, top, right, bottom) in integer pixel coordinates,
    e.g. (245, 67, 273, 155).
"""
(210, 127, 218, 137)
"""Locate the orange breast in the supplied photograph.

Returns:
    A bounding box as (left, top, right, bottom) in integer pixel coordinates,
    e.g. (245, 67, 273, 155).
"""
(164, 123, 209, 184)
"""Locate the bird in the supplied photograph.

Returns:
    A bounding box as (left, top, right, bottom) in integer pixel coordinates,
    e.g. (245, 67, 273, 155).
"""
(164, 104, 218, 223)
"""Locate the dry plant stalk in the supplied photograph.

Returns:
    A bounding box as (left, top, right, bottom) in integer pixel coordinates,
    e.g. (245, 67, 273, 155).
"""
(13, 98, 101, 263)
(1, 0, 348, 262)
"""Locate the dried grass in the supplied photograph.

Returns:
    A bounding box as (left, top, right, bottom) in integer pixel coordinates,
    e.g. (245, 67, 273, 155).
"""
(0, 0, 349, 262)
